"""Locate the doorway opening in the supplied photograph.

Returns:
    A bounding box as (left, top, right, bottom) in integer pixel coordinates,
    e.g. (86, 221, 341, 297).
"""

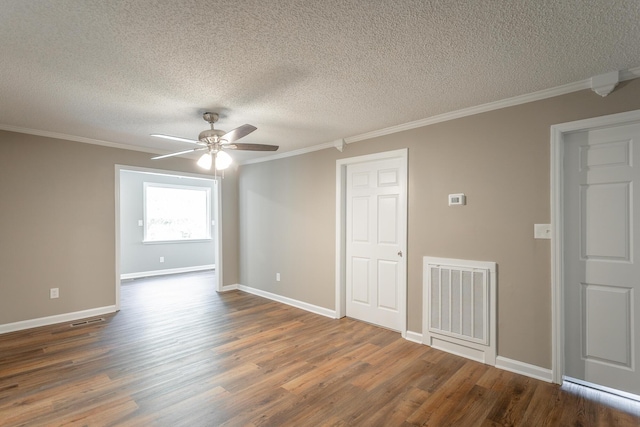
(115, 166, 223, 310)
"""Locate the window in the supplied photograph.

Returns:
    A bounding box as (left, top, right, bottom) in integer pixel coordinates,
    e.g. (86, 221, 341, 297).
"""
(144, 182, 211, 242)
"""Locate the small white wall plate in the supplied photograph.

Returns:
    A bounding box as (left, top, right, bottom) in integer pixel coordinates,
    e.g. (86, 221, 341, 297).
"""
(534, 224, 551, 239)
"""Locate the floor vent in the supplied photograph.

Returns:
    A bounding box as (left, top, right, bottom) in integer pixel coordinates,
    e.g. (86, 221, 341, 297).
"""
(423, 257, 497, 365)
(70, 317, 105, 327)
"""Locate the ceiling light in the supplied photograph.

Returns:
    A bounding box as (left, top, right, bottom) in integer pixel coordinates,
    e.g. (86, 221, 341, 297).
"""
(215, 150, 232, 170)
(197, 152, 212, 170)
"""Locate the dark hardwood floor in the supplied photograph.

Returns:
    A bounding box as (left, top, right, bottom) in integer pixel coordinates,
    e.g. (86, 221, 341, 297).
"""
(1, 271, 639, 426)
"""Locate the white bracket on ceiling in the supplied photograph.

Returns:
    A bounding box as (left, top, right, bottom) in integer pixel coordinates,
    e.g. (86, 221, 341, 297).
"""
(591, 71, 620, 97)
(334, 138, 346, 152)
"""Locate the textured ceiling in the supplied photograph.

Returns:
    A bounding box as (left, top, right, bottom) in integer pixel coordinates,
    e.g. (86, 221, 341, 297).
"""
(1, 0, 639, 163)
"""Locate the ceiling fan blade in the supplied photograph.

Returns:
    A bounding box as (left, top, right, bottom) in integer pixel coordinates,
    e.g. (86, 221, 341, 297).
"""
(150, 134, 201, 145)
(222, 124, 257, 144)
(225, 143, 279, 151)
(152, 147, 206, 160)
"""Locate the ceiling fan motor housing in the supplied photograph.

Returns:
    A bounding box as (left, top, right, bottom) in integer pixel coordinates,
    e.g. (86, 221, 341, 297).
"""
(198, 128, 226, 145)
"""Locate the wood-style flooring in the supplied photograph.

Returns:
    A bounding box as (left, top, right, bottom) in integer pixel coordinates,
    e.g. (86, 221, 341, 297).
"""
(1, 271, 639, 426)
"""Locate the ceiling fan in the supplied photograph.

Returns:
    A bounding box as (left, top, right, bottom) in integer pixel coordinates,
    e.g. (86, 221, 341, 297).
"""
(151, 112, 278, 171)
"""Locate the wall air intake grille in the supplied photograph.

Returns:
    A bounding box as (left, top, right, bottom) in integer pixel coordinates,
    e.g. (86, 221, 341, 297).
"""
(423, 257, 497, 365)
(428, 265, 488, 345)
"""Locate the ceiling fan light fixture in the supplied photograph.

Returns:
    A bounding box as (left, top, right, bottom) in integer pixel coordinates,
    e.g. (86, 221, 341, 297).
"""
(197, 152, 212, 170)
(215, 150, 232, 170)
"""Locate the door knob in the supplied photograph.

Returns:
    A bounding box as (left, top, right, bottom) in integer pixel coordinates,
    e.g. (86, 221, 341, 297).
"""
(398, 251, 403, 257)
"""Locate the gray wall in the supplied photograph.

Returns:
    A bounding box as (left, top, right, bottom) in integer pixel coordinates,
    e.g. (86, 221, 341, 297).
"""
(0, 132, 240, 325)
(239, 80, 640, 369)
(119, 170, 216, 276)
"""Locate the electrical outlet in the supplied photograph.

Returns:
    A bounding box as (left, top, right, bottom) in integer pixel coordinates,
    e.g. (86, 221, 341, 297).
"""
(160, 256, 165, 263)
(50, 288, 59, 299)
(276, 273, 281, 282)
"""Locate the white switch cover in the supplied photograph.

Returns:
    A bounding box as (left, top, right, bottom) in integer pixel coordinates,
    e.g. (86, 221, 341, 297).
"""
(138, 220, 143, 227)
(534, 224, 551, 239)
(50, 288, 59, 299)
(160, 256, 165, 263)
(276, 273, 281, 282)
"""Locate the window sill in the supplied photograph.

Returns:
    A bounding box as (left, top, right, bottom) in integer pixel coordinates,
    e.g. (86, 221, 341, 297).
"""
(142, 238, 212, 245)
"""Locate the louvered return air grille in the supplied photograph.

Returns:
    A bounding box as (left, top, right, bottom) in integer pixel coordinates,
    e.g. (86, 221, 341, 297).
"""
(423, 257, 497, 365)
(428, 265, 488, 345)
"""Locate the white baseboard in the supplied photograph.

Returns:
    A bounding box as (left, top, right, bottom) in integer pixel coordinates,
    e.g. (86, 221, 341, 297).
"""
(403, 331, 553, 383)
(237, 284, 336, 319)
(120, 264, 215, 280)
(220, 284, 239, 292)
(404, 330, 423, 344)
(0, 305, 117, 335)
(495, 356, 553, 383)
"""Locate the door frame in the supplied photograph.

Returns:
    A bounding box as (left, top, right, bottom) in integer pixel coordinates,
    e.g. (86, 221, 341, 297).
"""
(335, 148, 408, 335)
(550, 109, 640, 384)
(114, 165, 223, 310)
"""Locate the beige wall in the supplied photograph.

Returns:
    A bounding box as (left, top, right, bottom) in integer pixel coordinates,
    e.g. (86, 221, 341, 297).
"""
(238, 79, 640, 368)
(0, 131, 239, 325)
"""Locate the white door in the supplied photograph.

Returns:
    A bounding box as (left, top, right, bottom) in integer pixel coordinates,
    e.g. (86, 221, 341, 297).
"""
(564, 122, 640, 396)
(345, 156, 407, 331)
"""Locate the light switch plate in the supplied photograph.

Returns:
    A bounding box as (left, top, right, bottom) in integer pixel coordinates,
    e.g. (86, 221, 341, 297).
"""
(534, 224, 551, 239)
(138, 219, 143, 227)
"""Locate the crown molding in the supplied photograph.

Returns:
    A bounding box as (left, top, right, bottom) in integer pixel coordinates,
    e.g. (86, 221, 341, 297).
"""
(240, 66, 640, 166)
(3, 66, 639, 167)
(0, 124, 165, 155)
(242, 140, 337, 165)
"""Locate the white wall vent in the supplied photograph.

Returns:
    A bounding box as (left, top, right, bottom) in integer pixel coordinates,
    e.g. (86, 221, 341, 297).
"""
(423, 257, 497, 365)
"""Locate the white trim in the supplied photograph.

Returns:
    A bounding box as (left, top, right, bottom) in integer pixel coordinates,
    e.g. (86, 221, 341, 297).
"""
(242, 141, 337, 165)
(0, 124, 167, 155)
(237, 285, 336, 319)
(115, 167, 122, 311)
(430, 337, 487, 364)
(404, 331, 423, 344)
(402, 329, 554, 383)
(2, 69, 639, 168)
(335, 161, 347, 319)
(3, 69, 638, 167)
(120, 264, 215, 280)
(242, 67, 640, 166)
(0, 305, 117, 335)
(220, 284, 239, 292)
(335, 149, 408, 334)
(495, 356, 553, 383)
(550, 108, 640, 384)
(214, 177, 224, 292)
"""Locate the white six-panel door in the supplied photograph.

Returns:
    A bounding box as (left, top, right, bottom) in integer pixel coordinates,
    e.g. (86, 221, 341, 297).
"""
(564, 122, 640, 396)
(345, 157, 406, 331)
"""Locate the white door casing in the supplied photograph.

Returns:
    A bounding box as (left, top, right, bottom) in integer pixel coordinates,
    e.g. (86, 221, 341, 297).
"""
(554, 115, 640, 397)
(336, 149, 407, 334)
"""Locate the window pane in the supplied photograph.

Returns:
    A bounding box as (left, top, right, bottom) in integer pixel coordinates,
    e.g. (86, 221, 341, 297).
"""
(145, 184, 210, 241)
